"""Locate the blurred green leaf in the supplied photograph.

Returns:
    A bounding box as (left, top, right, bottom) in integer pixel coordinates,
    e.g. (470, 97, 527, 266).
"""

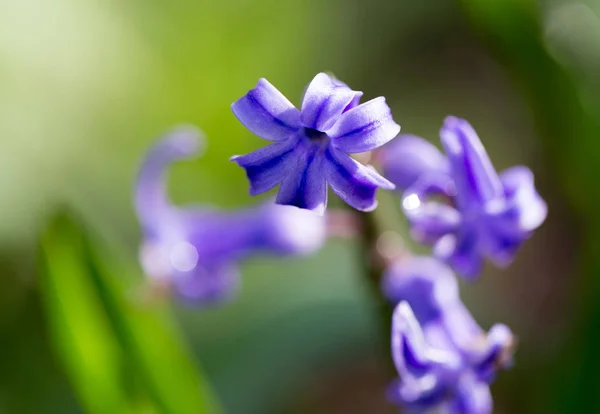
(39, 210, 221, 414)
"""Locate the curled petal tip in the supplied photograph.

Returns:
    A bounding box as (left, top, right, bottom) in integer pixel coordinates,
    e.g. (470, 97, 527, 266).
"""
(163, 125, 206, 157)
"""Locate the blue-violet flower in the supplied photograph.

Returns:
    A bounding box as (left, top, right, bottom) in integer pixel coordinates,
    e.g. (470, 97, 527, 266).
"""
(382, 116, 547, 278)
(135, 126, 326, 305)
(231, 72, 400, 214)
(382, 256, 514, 413)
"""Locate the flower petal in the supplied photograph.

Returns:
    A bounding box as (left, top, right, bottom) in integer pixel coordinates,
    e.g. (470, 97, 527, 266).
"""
(300, 72, 363, 131)
(471, 323, 514, 382)
(480, 166, 547, 266)
(402, 173, 461, 244)
(496, 166, 547, 232)
(382, 257, 459, 323)
(391, 302, 435, 377)
(434, 231, 483, 280)
(232, 78, 301, 141)
(451, 375, 493, 414)
(275, 147, 328, 214)
(135, 125, 205, 234)
(439, 116, 503, 207)
(325, 148, 394, 211)
(173, 263, 241, 307)
(380, 134, 450, 191)
(259, 203, 326, 254)
(231, 139, 300, 196)
(328, 97, 401, 153)
(479, 228, 524, 268)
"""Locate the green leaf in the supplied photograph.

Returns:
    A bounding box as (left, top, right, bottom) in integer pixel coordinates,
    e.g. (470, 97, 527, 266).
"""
(39, 210, 221, 414)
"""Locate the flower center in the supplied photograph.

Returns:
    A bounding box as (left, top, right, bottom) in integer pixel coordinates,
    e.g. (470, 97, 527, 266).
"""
(303, 127, 330, 147)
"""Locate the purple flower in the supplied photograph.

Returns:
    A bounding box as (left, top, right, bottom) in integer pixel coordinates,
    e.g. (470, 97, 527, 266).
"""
(135, 126, 326, 305)
(382, 116, 547, 278)
(230, 72, 400, 214)
(382, 257, 514, 413)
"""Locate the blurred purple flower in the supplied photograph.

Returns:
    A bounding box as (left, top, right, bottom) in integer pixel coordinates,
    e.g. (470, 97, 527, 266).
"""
(230, 72, 400, 214)
(382, 256, 514, 413)
(382, 116, 547, 278)
(135, 126, 326, 305)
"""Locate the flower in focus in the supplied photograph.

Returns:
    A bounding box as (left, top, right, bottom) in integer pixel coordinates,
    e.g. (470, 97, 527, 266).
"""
(230, 72, 400, 214)
(382, 257, 514, 413)
(381, 116, 547, 278)
(135, 126, 326, 305)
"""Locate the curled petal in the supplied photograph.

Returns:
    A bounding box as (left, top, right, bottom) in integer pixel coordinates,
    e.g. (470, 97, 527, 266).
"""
(232, 78, 301, 141)
(439, 116, 503, 207)
(275, 147, 328, 214)
(481, 166, 547, 265)
(300, 72, 363, 131)
(495, 166, 547, 232)
(231, 140, 300, 196)
(380, 134, 450, 191)
(402, 174, 461, 244)
(392, 302, 460, 378)
(434, 231, 483, 280)
(325, 148, 394, 212)
(392, 302, 435, 377)
(135, 125, 204, 234)
(328, 97, 401, 153)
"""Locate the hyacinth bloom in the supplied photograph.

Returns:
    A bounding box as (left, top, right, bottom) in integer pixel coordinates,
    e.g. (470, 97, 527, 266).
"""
(382, 257, 514, 413)
(382, 116, 547, 278)
(135, 126, 326, 305)
(230, 72, 400, 214)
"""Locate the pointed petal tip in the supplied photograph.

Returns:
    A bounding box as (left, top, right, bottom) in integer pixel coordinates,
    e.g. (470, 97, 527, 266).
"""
(377, 174, 396, 191)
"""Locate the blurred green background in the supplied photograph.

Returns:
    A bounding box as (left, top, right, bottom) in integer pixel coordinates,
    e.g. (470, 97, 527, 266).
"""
(0, 0, 598, 412)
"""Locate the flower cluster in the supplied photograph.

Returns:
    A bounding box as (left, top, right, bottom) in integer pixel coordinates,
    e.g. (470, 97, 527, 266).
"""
(376, 115, 546, 412)
(132, 73, 547, 412)
(382, 257, 514, 413)
(381, 116, 547, 279)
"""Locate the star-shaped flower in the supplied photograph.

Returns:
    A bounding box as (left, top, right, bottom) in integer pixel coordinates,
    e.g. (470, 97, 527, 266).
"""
(383, 257, 514, 413)
(135, 126, 326, 305)
(381, 116, 547, 279)
(231, 72, 400, 214)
